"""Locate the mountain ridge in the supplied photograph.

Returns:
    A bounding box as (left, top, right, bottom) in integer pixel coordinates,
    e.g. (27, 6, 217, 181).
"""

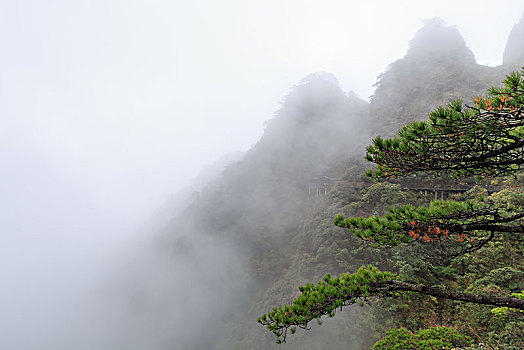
(144, 17, 523, 350)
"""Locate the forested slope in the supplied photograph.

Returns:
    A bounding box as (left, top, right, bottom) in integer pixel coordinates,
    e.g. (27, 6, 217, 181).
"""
(153, 18, 523, 349)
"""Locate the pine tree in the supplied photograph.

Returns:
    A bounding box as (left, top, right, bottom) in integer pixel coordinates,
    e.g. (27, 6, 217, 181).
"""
(258, 69, 524, 344)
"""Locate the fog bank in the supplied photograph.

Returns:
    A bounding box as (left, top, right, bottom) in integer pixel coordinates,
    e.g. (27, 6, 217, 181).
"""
(1, 1, 523, 349)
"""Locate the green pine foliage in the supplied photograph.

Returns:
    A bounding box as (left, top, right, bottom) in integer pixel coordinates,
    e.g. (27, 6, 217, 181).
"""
(258, 266, 400, 344)
(258, 69, 524, 347)
(335, 199, 502, 250)
(491, 290, 524, 317)
(365, 70, 524, 180)
(158, 21, 522, 349)
(372, 326, 473, 350)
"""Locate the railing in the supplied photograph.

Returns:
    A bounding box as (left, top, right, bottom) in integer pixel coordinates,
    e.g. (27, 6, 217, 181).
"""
(308, 176, 504, 198)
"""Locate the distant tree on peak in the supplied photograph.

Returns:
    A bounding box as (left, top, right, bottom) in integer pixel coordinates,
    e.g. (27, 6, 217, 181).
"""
(299, 71, 341, 86)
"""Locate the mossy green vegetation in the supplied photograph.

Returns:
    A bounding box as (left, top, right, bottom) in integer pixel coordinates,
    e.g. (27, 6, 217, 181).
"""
(159, 20, 522, 349)
(372, 326, 473, 350)
(258, 266, 399, 343)
(258, 69, 524, 347)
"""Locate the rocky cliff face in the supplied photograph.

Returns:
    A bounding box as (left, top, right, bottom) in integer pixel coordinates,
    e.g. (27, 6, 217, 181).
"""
(405, 17, 476, 66)
(503, 13, 524, 66)
(369, 18, 507, 137)
(146, 16, 523, 350)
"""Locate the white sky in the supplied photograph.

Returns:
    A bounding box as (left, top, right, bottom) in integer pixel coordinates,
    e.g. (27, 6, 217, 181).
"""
(1, 1, 522, 221)
(1, 1, 523, 347)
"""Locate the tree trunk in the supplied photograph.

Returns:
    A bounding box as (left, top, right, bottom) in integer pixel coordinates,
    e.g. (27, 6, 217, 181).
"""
(375, 280, 524, 310)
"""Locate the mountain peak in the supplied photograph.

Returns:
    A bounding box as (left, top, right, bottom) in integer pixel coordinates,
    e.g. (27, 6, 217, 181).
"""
(503, 13, 524, 66)
(406, 17, 475, 64)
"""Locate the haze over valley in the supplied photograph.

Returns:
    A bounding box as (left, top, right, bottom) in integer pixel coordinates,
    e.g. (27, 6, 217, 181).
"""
(1, 1, 524, 349)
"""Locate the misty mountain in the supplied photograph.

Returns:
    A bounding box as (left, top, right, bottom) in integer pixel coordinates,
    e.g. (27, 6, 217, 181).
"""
(144, 151, 244, 232)
(369, 17, 514, 137)
(134, 18, 522, 349)
(503, 13, 524, 66)
(146, 71, 370, 350)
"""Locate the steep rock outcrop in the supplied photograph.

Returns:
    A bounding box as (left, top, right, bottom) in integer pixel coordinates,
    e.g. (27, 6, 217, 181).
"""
(369, 18, 503, 137)
(151, 16, 524, 350)
(503, 13, 524, 66)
